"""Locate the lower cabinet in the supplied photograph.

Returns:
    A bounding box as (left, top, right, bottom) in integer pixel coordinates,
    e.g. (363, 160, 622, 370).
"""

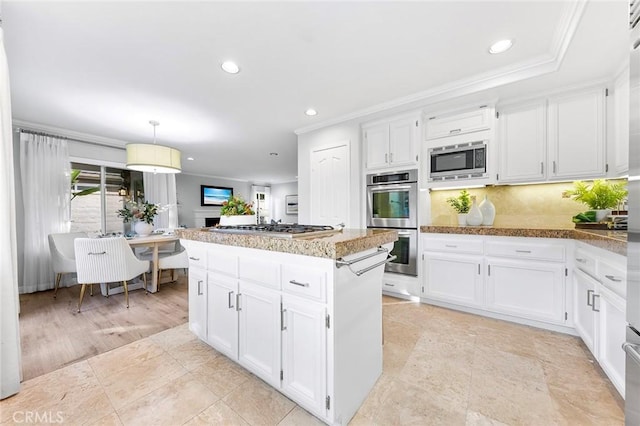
(206, 272, 238, 360)
(573, 269, 598, 354)
(422, 252, 484, 308)
(188, 266, 207, 340)
(598, 285, 626, 397)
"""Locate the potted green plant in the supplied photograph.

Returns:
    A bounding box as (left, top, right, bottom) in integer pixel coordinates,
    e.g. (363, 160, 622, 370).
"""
(446, 189, 472, 226)
(219, 195, 256, 226)
(566, 179, 628, 222)
(116, 200, 159, 236)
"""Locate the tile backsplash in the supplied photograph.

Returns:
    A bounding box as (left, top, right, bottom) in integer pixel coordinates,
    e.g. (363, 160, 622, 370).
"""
(428, 180, 627, 229)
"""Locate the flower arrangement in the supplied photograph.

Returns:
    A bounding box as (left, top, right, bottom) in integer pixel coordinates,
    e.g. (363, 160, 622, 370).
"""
(220, 195, 255, 216)
(446, 189, 472, 214)
(116, 200, 159, 224)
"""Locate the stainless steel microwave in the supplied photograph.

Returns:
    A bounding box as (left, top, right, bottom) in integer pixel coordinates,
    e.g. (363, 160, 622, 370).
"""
(429, 141, 487, 181)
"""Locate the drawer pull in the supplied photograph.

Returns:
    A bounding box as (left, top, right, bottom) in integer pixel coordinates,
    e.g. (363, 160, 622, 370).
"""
(605, 275, 622, 282)
(515, 250, 531, 254)
(576, 258, 587, 263)
(587, 289, 594, 307)
(384, 283, 395, 287)
(189, 256, 200, 261)
(289, 280, 310, 288)
(445, 244, 457, 248)
(449, 128, 462, 134)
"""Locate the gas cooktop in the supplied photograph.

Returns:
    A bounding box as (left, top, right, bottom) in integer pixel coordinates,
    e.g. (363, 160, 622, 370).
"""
(210, 224, 341, 239)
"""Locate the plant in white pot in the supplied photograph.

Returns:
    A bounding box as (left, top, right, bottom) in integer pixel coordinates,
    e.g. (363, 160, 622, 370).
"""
(446, 189, 472, 226)
(117, 200, 158, 236)
(566, 179, 628, 222)
(219, 195, 256, 226)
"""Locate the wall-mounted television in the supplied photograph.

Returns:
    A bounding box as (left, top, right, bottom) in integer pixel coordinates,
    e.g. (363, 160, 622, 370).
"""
(201, 185, 233, 206)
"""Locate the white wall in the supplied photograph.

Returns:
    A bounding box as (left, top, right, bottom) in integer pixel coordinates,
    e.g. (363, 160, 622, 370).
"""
(271, 181, 298, 223)
(175, 173, 251, 228)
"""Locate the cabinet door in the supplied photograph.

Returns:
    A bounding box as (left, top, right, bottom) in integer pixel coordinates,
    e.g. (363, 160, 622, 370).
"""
(238, 282, 282, 387)
(364, 124, 389, 170)
(310, 144, 349, 226)
(613, 70, 630, 175)
(422, 252, 484, 308)
(486, 258, 565, 325)
(425, 108, 491, 140)
(497, 101, 547, 183)
(548, 88, 606, 179)
(573, 269, 599, 356)
(281, 294, 327, 416)
(207, 272, 238, 360)
(188, 267, 207, 340)
(388, 118, 417, 167)
(597, 286, 626, 397)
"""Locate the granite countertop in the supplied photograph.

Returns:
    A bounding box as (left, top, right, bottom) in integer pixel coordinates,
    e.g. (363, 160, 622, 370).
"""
(420, 225, 627, 257)
(176, 228, 398, 259)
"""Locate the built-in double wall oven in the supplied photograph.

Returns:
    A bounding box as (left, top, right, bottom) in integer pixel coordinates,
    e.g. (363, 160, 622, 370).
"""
(366, 169, 418, 276)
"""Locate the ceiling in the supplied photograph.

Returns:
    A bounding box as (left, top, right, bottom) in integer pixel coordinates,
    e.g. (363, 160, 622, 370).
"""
(2, 1, 629, 184)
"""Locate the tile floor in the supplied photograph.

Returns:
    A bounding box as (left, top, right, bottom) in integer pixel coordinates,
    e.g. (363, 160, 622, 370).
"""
(1, 296, 624, 425)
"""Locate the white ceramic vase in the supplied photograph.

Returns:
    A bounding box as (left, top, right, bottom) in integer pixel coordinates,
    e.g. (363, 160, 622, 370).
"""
(219, 214, 257, 226)
(593, 209, 611, 222)
(466, 198, 483, 226)
(479, 195, 496, 226)
(134, 221, 154, 237)
(457, 213, 468, 226)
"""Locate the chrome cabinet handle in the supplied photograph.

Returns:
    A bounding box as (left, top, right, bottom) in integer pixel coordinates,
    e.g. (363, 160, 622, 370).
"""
(389, 152, 393, 163)
(236, 293, 241, 311)
(228, 291, 234, 309)
(445, 244, 457, 248)
(576, 258, 587, 263)
(552, 161, 557, 174)
(478, 264, 481, 275)
(289, 280, 310, 288)
(605, 275, 622, 282)
(385, 153, 388, 163)
(189, 256, 200, 261)
(591, 294, 600, 312)
(449, 128, 461, 134)
(197, 280, 203, 296)
(488, 265, 491, 276)
(515, 250, 532, 254)
(541, 162, 544, 174)
(384, 283, 395, 287)
(281, 308, 287, 331)
(587, 289, 594, 306)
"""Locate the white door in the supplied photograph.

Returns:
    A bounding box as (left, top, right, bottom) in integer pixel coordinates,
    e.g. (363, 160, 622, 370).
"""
(422, 252, 484, 308)
(548, 88, 606, 179)
(389, 118, 417, 167)
(597, 286, 626, 397)
(498, 101, 547, 183)
(310, 144, 349, 226)
(188, 267, 207, 340)
(573, 269, 599, 356)
(281, 294, 327, 415)
(238, 282, 282, 387)
(486, 258, 565, 324)
(364, 124, 389, 170)
(206, 272, 238, 359)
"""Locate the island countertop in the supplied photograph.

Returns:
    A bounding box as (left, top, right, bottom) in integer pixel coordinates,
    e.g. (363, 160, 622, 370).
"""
(175, 227, 398, 259)
(420, 225, 627, 256)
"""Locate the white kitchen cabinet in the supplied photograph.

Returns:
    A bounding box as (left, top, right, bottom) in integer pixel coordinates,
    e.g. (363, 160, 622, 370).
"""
(238, 281, 282, 388)
(597, 285, 627, 397)
(425, 106, 492, 140)
(486, 258, 566, 325)
(422, 252, 484, 308)
(310, 143, 350, 226)
(281, 294, 327, 415)
(188, 266, 207, 341)
(363, 114, 419, 171)
(497, 100, 547, 183)
(547, 87, 606, 179)
(206, 272, 238, 359)
(573, 269, 599, 355)
(613, 69, 630, 175)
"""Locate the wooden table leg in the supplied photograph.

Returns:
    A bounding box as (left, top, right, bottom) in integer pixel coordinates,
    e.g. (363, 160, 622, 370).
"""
(151, 243, 159, 293)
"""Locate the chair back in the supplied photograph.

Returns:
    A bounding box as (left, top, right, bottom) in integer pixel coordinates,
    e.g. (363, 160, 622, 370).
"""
(48, 232, 88, 274)
(74, 237, 150, 284)
(158, 243, 189, 270)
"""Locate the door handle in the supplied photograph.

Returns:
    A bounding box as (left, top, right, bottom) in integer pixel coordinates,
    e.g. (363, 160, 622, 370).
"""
(591, 293, 600, 312)
(389, 152, 393, 163)
(623, 342, 640, 365)
(587, 289, 594, 306)
(552, 161, 557, 174)
(236, 293, 241, 311)
(541, 162, 544, 174)
(281, 308, 287, 331)
(228, 291, 234, 309)
(385, 153, 388, 163)
(289, 280, 310, 288)
(197, 280, 203, 296)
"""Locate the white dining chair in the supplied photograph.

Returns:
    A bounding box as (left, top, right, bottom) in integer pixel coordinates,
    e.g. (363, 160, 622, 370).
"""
(74, 237, 150, 312)
(137, 241, 189, 291)
(48, 232, 88, 298)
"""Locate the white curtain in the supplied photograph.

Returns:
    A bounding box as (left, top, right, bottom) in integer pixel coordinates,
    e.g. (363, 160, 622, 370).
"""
(143, 172, 178, 230)
(19, 132, 71, 293)
(0, 27, 22, 399)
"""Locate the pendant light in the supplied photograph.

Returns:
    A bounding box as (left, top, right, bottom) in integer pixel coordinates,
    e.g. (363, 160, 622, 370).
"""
(126, 120, 181, 174)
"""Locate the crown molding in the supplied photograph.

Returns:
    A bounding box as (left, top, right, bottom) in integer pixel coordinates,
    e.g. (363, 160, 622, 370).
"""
(295, 0, 587, 136)
(13, 119, 127, 149)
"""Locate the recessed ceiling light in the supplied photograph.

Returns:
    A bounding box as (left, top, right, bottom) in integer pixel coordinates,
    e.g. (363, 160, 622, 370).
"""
(305, 108, 317, 116)
(221, 61, 240, 74)
(489, 39, 513, 54)
(270, 152, 278, 156)
(187, 157, 194, 161)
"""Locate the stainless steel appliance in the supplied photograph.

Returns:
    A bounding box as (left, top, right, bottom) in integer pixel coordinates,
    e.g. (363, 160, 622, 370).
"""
(366, 169, 418, 276)
(210, 224, 341, 239)
(625, 3, 640, 423)
(429, 140, 487, 181)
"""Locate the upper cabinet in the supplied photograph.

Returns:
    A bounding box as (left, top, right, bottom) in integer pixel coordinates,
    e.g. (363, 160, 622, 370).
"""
(612, 69, 630, 176)
(497, 86, 607, 184)
(363, 114, 420, 171)
(425, 107, 492, 140)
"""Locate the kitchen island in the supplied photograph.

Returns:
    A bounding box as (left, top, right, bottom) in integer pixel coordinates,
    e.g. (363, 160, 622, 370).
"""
(176, 227, 397, 426)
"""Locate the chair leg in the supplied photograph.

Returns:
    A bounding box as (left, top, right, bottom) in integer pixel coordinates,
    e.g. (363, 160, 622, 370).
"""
(143, 273, 148, 294)
(77, 284, 87, 313)
(106, 283, 109, 298)
(53, 273, 62, 298)
(123, 281, 129, 308)
(90, 283, 93, 297)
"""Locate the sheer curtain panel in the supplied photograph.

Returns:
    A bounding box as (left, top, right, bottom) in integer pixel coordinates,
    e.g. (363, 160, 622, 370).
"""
(143, 172, 178, 230)
(20, 132, 71, 293)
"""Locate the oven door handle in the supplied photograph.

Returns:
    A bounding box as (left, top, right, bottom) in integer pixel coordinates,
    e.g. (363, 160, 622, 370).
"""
(368, 185, 414, 192)
(623, 342, 640, 366)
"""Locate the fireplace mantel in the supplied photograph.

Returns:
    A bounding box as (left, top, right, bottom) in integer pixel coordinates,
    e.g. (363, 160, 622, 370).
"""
(193, 208, 220, 227)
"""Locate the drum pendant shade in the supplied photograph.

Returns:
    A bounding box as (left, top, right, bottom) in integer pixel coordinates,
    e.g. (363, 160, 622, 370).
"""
(126, 143, 181, 174)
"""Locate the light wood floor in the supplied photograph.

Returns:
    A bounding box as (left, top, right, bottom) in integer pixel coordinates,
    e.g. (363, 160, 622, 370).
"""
(18, 273, 188, 381)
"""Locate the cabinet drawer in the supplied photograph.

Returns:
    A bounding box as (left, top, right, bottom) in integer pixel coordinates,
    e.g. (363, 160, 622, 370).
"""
(239, 257, 280, 289)
(486, 240, 565, 262)
(207, 249, 238, 278)
(425, 108, 491, 140)
(422, 237, 483, 255)
(598, 260, 626, 298)
(185, 241, 207, 269)
(574, 247, 597, 277)
(281, 265, 326, 302)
